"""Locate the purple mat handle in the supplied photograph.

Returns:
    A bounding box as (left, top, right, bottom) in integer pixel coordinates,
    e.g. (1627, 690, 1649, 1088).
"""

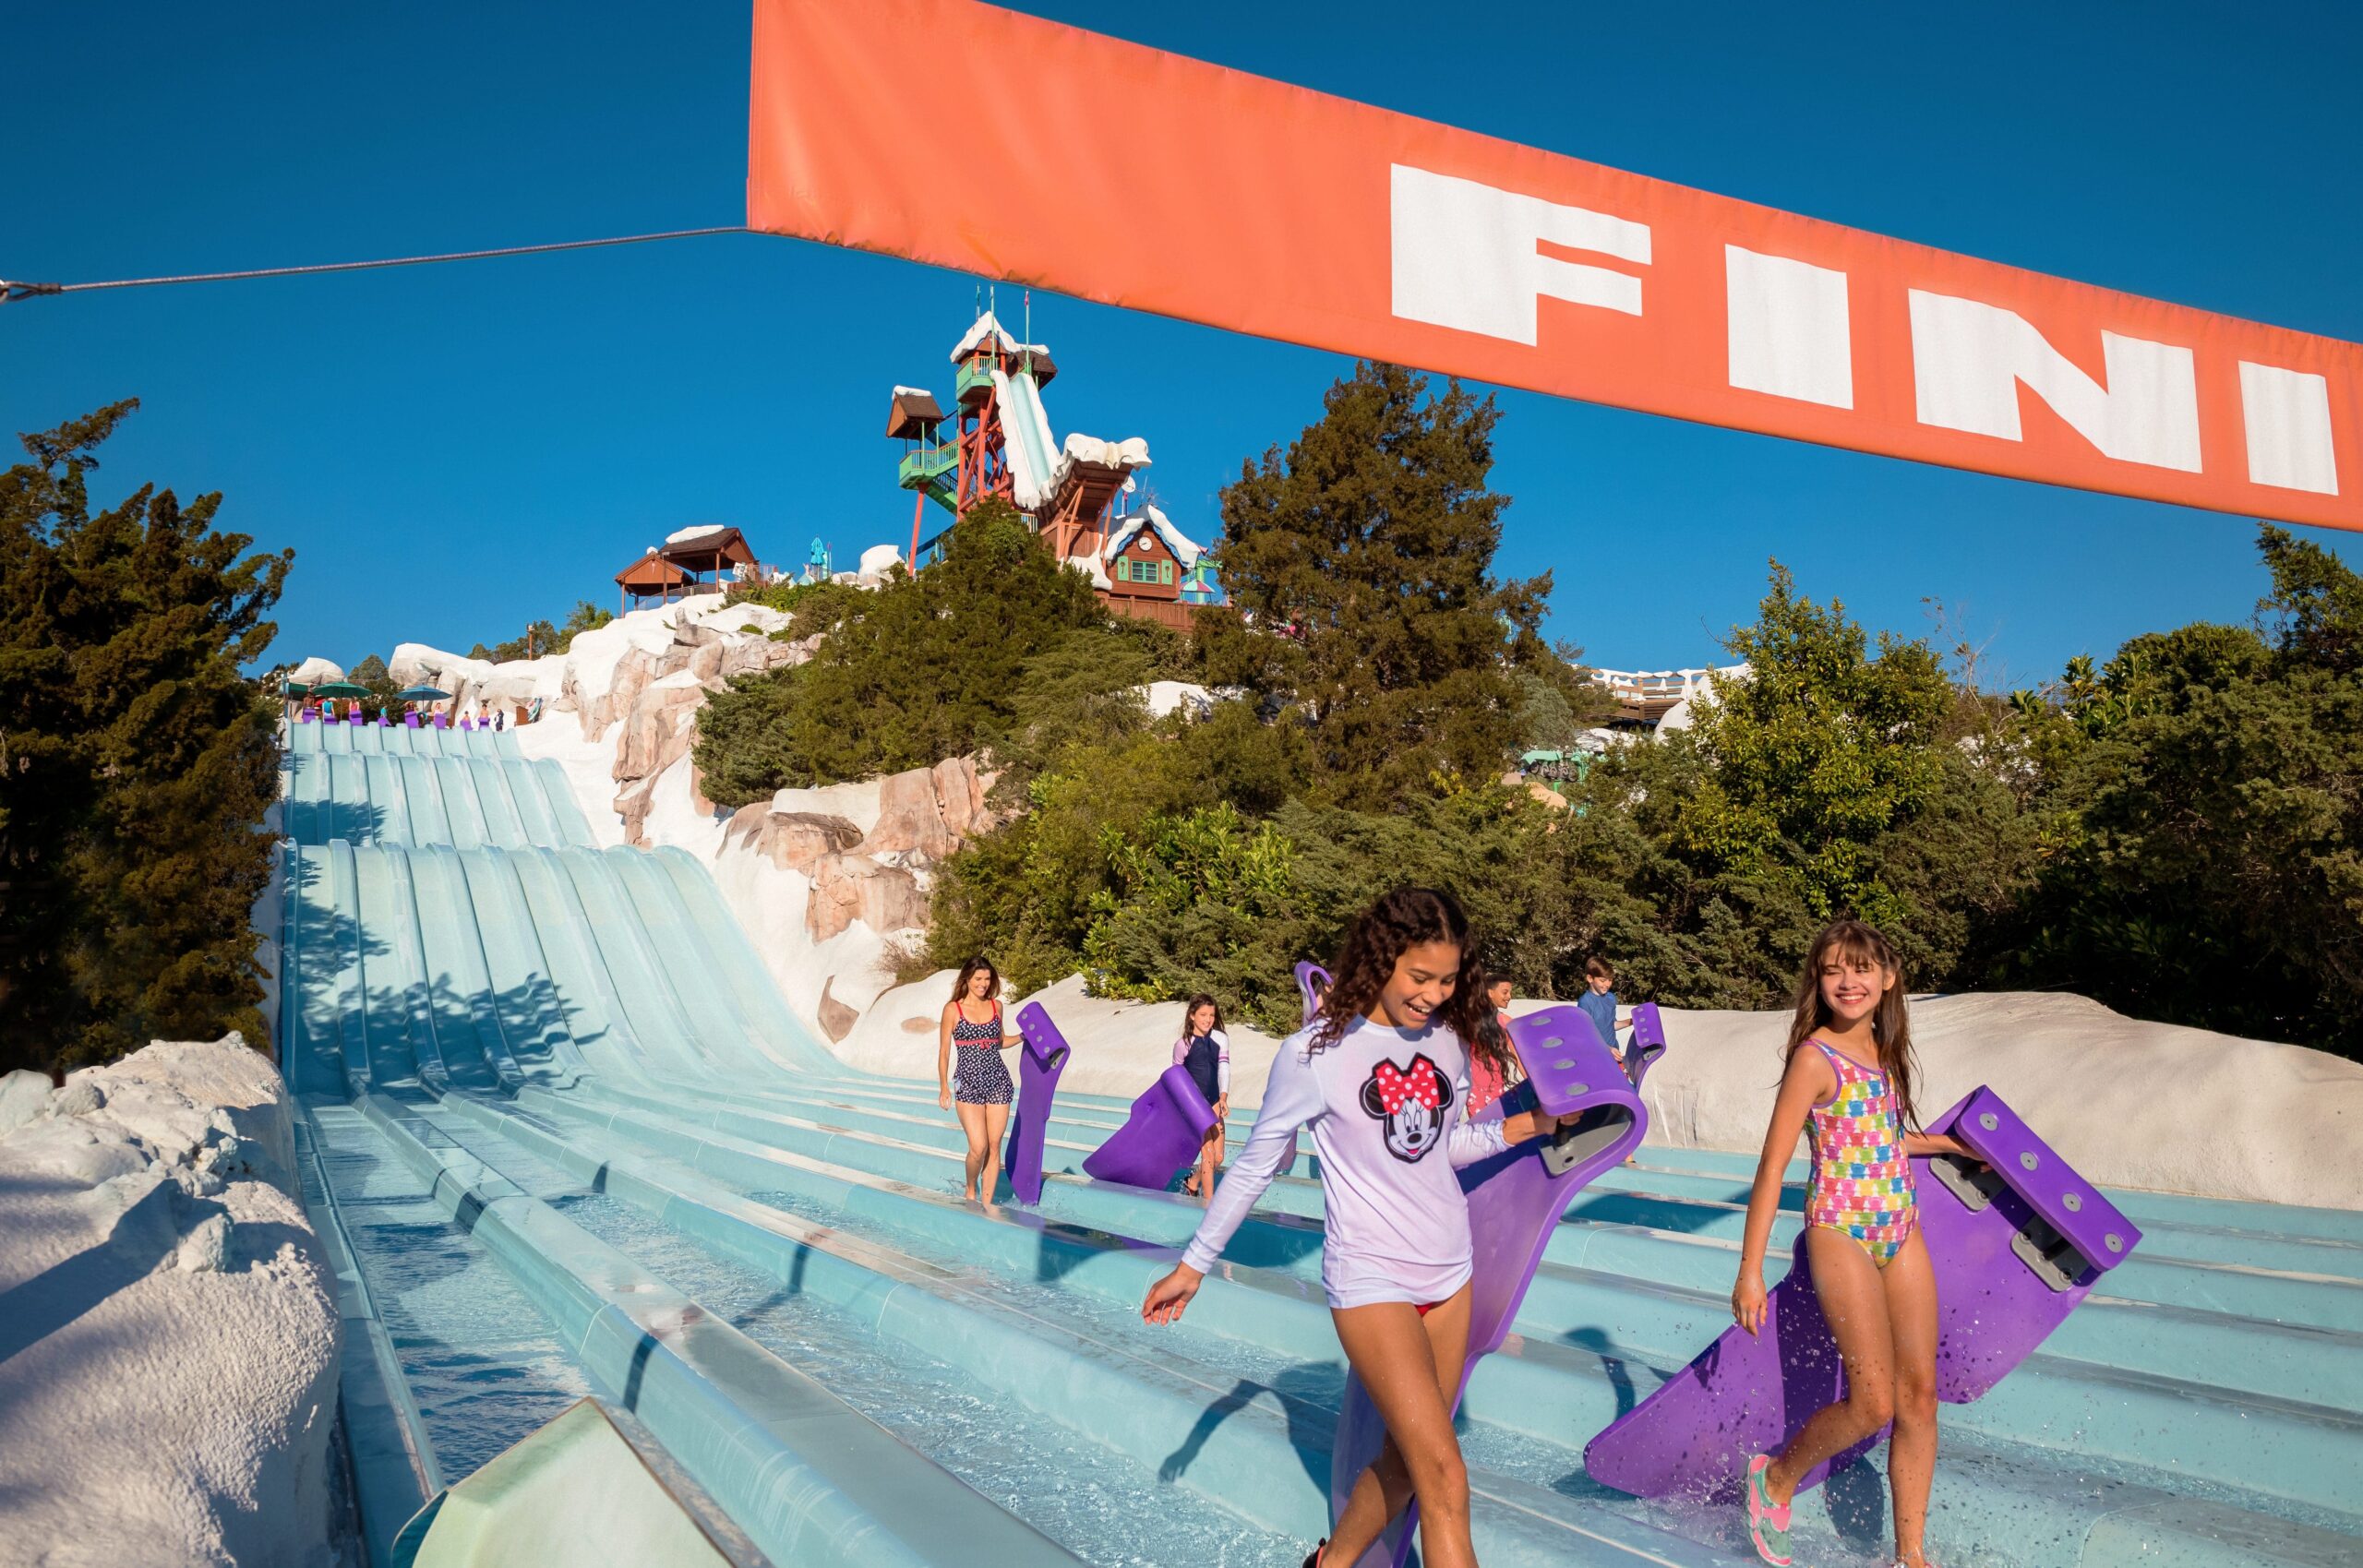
(1081, 1064, 1217, 1191)
(1925, 1086, 2139, 1277)
(1294, 961, 1331, 1026)
(1002, 1002, 1073, 1205)
(1583, 1083, 2141, 1502)
(1625, 1001, 1668, 1091)
(1331, 1007, 1648, 1567)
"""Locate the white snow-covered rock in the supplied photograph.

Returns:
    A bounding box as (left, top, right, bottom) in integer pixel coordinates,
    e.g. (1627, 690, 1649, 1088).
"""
(285, 655, 344, 686)
(835, 972, 1288, 1107)
(0, 1036, 339, 1567)
(858, 544, 905, 583)
(823, 981, 2363, 1209)
(1640, 992, 2363, 1210)
(1141, 681, 1213, 721)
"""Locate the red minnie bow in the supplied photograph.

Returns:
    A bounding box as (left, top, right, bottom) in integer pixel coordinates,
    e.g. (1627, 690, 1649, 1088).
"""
(1373, 1056, 1442, 1114)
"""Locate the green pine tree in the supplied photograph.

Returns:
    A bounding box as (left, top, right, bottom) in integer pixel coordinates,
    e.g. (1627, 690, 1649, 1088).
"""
(0, 401, 293, 1074)
(1205, 361, 1553, 808)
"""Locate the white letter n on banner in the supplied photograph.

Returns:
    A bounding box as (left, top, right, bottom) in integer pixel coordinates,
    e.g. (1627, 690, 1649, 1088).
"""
(1391, 164, 1650, 346)
(1909, 291, 2201, 472)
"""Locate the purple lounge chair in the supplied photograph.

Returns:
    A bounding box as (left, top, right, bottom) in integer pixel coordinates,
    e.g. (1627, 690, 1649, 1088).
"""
(1583, 1084, 2141, 1503)
(432, 713, 450, 730)
(1331, 1007, 1649, 1567)
(1081, 1065, 1216, 1191)
(296, 707, 314, 724)
(1002, 1001, 1074, 1204)
(459, 716, 475, 731)
(346, 707, 364, 725)
(403, 712, 421, 729)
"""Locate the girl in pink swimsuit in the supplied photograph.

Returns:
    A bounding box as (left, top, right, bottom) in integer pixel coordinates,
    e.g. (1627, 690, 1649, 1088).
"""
(1729, 919, 1973, 1568)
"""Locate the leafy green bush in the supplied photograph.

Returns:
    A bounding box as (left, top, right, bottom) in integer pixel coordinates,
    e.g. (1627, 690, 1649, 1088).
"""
(1994, 528, 2363, 1050)
(693, 501, 1117, 804)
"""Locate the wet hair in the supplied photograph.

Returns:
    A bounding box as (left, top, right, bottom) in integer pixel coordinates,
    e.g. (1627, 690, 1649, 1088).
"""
(1585, 955, 1613, 981)
(950, 956, 1001, 1005)
(1182, 993, 1223, 1038)
(1313, 887, 1513, 1077)
(1783, 919, 1920, 1131)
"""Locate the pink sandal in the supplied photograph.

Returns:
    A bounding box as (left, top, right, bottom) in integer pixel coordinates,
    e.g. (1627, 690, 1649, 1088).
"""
(1745, 1454, 1793, 1566)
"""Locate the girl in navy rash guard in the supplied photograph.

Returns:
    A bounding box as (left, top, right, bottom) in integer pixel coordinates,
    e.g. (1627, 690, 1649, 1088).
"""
(1142, 889, 1567, 1568)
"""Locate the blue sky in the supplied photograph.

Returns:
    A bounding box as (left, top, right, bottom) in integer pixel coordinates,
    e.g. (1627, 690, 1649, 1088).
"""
(4, 2, 2356, 690)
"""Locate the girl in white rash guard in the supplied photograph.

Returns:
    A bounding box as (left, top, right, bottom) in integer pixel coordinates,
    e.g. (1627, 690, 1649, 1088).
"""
(1141, 888, 1566, 1568)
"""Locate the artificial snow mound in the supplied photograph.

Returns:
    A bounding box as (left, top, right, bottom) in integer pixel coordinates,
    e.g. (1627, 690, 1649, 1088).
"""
(1643, 992, 2363, 1210)
(285, 655, 345, 687)
(831, 983, 2361, 1209)
(0, 1035, 340, 1568)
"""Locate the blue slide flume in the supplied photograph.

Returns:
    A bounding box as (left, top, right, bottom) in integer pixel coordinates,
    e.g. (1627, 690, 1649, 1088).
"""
(270, 722, 2363, 1568)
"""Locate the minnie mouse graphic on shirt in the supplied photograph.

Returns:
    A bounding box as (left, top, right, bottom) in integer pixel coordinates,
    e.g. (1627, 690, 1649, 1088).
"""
(1360, 1055, 1456, 1163)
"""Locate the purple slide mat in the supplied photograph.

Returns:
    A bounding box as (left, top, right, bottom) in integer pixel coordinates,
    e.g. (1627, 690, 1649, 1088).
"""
(1625, 1001, 1667, 1089)
(1583, 1083, 2141, 1502)
(1294, 961, 1331, 1026)
(1002, 1002, 1073, 1205)
(1081, 1064, 1217, 1191)
(1330, 1006, 1650, 1568)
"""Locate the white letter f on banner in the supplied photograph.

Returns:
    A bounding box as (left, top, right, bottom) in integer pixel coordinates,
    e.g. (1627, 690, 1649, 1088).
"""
(1391, 164, 1651, 346)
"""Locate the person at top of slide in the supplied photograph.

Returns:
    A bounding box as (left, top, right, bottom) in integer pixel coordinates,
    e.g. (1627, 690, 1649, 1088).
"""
(1142, 888, 1570, 1568)
(1174, 994, 1231, 1198)
(936, 956, 1025, 1202)
(1577, 955, 1625, 1060)
(1732, 919, 1973, 1568)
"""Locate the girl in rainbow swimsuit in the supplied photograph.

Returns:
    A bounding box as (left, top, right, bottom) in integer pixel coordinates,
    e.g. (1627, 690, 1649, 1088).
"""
(1730, 919, 1974, 1568)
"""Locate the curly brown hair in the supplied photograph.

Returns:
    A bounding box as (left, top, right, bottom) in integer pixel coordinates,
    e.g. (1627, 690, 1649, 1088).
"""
(1783, 918, 1922, 1131)
(1313, 887, 1513, 1077)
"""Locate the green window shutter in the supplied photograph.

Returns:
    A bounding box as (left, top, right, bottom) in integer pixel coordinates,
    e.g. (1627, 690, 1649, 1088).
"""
(1162, 559, 1175, 585)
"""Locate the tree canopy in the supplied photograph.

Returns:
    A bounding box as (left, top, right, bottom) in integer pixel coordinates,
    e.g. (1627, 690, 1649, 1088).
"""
(0, 401, 291, 1073)
(694, 499, 1123, 804)
(1203, 361, 1555, 809)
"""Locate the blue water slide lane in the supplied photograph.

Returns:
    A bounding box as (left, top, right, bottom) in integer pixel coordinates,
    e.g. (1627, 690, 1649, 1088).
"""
(269, 737, 2363, 1567)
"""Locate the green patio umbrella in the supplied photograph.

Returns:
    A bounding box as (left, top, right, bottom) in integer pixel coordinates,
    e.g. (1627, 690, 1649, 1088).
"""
(393, 685, 451, 701)
(310, 681, 371, 699)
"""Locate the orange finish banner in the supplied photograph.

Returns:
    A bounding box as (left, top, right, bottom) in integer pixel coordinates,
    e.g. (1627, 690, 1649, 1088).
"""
(749, 0, 2362, 533)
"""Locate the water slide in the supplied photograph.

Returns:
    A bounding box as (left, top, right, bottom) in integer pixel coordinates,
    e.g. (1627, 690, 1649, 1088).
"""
(271, 743, 2363, 1568)
(990, 364, 1062, 511)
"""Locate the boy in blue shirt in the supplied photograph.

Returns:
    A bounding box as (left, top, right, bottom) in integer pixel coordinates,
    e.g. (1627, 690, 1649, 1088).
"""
(1577, 955, 1625, 1059)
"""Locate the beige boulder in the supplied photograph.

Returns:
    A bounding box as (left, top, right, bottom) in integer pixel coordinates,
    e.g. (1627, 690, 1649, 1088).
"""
(613, 676, 710, 783)
(869, 755, 991, 862)
(816, 976, 861, 1043)
(807, 854, 929, 941)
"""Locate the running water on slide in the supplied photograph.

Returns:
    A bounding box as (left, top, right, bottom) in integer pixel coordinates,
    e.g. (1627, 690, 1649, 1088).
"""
(270, 730, 2363, 1568)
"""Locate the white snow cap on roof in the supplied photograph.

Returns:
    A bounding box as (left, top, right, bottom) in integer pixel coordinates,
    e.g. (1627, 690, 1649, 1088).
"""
(950, 310, 1047, 362)
(892, 385, 934, 400)
(666, 523, 732, 546)
(1104, 505, 1203, 568)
